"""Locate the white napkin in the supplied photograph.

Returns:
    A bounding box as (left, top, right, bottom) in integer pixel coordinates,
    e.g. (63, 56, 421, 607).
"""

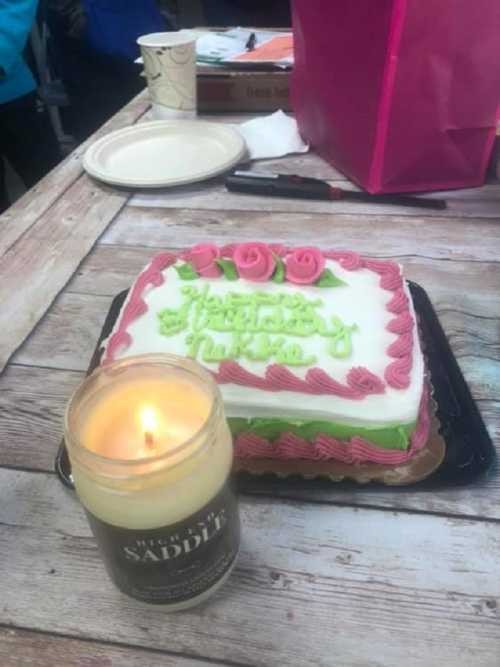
(139, 107, 308, 159)
(236, 110, 308, 160)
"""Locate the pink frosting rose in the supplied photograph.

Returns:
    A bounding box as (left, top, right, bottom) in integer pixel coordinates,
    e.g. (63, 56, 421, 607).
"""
(233, 242, 276, 282)
(183, 243, 221, 277)
(285, 247, 325, 284)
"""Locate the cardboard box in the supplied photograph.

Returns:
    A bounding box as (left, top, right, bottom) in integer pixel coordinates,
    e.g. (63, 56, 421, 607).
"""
(197, 66, 291, 112)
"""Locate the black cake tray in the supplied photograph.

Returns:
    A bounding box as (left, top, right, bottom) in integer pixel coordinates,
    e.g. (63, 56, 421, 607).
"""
(55, 282, 495, 490)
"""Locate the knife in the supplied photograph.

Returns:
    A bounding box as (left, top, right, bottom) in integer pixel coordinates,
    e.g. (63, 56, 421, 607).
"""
(225, 171, 447, 210)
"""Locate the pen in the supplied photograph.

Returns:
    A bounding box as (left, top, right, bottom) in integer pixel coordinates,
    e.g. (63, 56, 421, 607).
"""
(226, 172, 447, 210)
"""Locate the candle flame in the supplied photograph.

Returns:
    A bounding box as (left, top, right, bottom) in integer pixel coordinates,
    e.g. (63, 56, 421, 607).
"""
(140, 406, 158, 449)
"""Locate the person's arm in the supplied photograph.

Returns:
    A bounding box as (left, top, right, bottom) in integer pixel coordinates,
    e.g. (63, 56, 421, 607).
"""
(0, 0, 39, 79)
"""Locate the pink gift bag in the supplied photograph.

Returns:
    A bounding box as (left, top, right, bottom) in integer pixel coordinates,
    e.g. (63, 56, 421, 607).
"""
(291, 0, 500, 193)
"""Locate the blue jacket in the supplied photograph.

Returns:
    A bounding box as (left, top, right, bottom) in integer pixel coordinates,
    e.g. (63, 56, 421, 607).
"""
(0, 0, 38, 105)
(82, 0, 165, 61)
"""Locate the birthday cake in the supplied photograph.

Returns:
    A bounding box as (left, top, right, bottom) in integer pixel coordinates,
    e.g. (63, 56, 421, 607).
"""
(102, 243, 434, 474)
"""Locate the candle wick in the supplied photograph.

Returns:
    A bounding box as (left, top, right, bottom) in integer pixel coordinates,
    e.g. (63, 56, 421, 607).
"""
(144, 431, 154, 448)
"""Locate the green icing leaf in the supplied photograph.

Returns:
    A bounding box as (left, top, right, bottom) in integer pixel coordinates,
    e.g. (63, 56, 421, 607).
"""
(174, 262, 198, 280)
(315, 268, 346, 288)
(271, 255, 285, 283)
(216, 258, 239, 281)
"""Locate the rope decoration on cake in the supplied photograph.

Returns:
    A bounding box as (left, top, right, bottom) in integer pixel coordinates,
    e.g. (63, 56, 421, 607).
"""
(275, 432, 314, 459)
(387, 332, 413, 358)
(103, 252, 177, 364)
(323, 250, 363, 270)
(387, 288, 409, 314)
(305, 368, 364, 398)
(384, 356, 413, 389)
(266, 365, 323, 393)
(215, 361, 385, 398)
(234, 385, 430, 464)
(346, 367, 386, 395)
(357, 255, 414, 390)
(387, 311, 414, 335)
(214, 360, 273, 391)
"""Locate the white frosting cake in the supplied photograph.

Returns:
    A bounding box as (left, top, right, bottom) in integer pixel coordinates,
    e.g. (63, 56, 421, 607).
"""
(102, 244, 427, 464)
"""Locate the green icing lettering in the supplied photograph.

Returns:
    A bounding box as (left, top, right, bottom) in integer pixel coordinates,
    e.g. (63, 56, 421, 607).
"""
(275, 343, 317, 366)
(181, 285, 200, 302)
(228, 333, 255, 359)
(202, 337, 228, 362)
(185, 333, 206, 359)
(192, 283, 210, 332)
(157, 284, 357, 367)
(157, 299, 191, 335)
(247, 334, 285, 361)
(327, 317, 358, 359)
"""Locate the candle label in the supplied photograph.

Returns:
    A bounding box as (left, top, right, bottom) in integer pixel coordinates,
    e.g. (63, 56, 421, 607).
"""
(86, 482, 240, 604)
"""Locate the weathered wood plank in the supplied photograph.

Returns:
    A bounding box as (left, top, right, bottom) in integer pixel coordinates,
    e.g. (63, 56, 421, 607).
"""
(0, 91, 150, 258)
(67, 243, 500, 318)
(0, 365, 84, 470)
(0, 627, 220, 667)
(0, 89, 159, 376)
(129, 180, 500, 218)
(11, 292, 112, 371)
(244, 151, 348, 180)
(0, 178, 128, 375)
(1, 468, 500, 667)
(1, 363, 499, 520)
(103, 206, 500, 263)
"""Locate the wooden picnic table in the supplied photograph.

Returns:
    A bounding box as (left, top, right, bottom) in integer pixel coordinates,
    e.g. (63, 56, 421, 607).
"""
(1, 90, 499, 667)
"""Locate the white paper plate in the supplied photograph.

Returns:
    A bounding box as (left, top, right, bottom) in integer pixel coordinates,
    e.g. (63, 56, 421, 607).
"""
(83, 120, 247, 188)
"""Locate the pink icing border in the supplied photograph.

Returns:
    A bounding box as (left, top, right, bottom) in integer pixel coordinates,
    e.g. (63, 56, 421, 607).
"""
(234, 385, 431, 465)
(102, 252, 177, 364)
(102, 245, 415, 396)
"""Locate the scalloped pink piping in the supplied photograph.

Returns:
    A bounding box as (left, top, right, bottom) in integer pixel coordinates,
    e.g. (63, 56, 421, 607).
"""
(102, 245, 414, 394)
(214, 362, 385, 399)
(234, 385, 430, 465)
(102, 252, 177, 364)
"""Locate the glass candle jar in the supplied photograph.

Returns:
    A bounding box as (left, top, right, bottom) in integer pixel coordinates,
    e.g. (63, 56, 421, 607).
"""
(65, 354, 240, 610)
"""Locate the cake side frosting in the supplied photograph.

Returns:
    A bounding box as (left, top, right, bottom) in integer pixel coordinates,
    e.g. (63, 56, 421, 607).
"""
(234, 384, 430, 464)
(101, 244, 427, 464)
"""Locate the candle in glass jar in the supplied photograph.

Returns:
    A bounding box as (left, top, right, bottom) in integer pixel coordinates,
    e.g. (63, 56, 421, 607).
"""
(65, 354, 240, 609)
(80, 377, 212, 460)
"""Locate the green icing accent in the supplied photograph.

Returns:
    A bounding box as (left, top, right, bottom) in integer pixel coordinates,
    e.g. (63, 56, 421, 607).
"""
(174, 262, 199, 280)
(216, 258, 239, 281)
(271, 256, 285, 283)
(315, 268, 347, 288)
(327, 317, 358, 359)
(275, 343, 317, 366)
(228, 417, 416, 451)
(157, 284, 357, 367)
(158, 303, 190, 336)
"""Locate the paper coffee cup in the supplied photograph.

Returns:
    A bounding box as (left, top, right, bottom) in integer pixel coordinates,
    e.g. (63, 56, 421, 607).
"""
(137, 31, 197, 120)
